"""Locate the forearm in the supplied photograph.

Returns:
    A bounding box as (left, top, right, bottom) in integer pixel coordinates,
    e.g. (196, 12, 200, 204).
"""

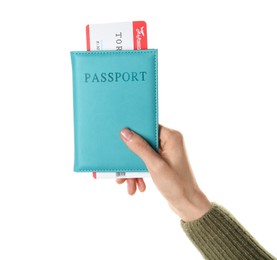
(181, 203, 276, 260)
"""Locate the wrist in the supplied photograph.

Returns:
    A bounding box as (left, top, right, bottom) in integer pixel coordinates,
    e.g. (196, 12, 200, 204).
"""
(173, 191, 211, 222)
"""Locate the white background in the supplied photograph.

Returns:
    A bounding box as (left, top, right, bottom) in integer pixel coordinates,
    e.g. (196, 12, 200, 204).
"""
(0, 1, 276, 259)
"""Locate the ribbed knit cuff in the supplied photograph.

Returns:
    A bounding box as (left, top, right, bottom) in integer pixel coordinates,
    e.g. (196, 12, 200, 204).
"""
(181, 203, 276, 260)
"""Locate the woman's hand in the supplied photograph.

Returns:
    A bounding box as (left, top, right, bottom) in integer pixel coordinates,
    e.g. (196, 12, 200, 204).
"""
(116, 125, 211, 222)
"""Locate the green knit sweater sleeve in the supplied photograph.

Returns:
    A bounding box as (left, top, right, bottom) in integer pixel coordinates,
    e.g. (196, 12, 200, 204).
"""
(181, 203, 276, 260)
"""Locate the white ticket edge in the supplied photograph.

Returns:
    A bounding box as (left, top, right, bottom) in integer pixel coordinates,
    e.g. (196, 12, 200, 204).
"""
(93, 172, 150, 179)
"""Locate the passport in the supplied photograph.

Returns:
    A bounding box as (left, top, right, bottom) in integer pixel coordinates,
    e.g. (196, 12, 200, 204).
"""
(86, 21, 149, 178)
(71, 49, 158, 172)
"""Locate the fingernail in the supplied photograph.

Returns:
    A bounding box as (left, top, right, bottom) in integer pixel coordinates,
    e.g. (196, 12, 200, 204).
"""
(120, 128, 134, 141)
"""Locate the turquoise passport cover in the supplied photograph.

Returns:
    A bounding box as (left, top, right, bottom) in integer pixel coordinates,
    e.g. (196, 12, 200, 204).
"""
(71, 50, 158, 172)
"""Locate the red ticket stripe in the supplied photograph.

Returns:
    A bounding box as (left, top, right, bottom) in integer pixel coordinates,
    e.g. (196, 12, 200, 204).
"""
(86, 25, 91, 51)
(133, 21, 148, 50)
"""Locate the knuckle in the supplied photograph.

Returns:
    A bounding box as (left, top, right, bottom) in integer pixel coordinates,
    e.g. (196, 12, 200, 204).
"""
(133, 138, 150, 155)
(170, 129, 184, 144)
(139, 141, 151, 155)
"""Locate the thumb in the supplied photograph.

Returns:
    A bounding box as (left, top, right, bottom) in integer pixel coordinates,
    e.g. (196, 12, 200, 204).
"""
(120, 128, 162, 170)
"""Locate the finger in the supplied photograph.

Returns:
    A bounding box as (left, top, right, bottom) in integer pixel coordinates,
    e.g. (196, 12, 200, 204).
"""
(159, 124, 184, 150)
(136, 178, 146, 192)
(127, 179, 137, 195)
(116, 178, 126, 184)
(120, 128, 164, 170)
